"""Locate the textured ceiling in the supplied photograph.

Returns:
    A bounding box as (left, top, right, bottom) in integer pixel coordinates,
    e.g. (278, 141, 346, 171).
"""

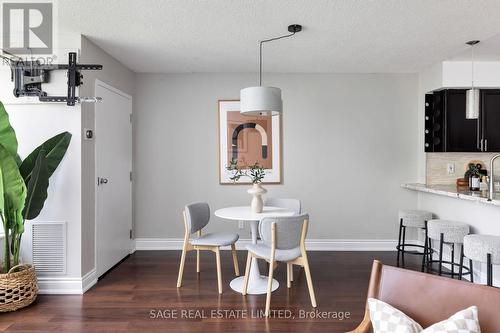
(58, 0, 500, 73)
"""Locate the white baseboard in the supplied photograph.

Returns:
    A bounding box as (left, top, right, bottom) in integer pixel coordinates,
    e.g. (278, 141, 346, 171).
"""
(37, 268, 97, 295)
(82, 268, 98, 293)
(135, 238, 399, 251)
(37, 276, 84, 294)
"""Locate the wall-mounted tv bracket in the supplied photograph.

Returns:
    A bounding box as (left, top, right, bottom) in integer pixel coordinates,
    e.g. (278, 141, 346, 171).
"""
(1, 51, 102, 106)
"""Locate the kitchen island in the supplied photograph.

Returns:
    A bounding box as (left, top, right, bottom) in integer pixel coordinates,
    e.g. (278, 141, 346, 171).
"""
(402, 182, 500, 285)
(402, 183, 500, 207)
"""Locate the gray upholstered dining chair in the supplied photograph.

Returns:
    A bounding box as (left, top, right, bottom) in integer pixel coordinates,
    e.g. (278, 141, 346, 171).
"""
(242, 214, 317, 317)
(264, 198, 301, 214)
(262, 198, 301, 282)
(176, 202, 240, 294)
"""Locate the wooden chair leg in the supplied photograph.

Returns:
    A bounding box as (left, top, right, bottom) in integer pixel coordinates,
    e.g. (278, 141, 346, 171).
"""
(231, 244, 240, 276)
(215, 247, 222, 294)
(287, 263, 292, 288)
(242, 252, 252, 296)
(196, 250, 200, 273)
(196, 230, 202, 273)
(177, 243, 188, 288)
(302, 255, 317, 308)
(265, 259, 275, 317)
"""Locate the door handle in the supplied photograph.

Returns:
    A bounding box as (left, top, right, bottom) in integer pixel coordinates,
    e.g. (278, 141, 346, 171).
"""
(98, 177, 108, 185)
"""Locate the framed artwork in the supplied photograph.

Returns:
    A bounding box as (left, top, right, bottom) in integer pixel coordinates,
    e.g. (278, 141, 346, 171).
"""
(218, 100, 281, 184)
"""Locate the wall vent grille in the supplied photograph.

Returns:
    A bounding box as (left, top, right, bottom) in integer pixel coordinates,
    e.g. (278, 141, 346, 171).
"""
(31, 222, 67, 275)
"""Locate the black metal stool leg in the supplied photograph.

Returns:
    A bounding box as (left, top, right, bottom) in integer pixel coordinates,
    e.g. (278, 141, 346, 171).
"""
(469, 259, 474, 283)
(487, 253, 493, 287)
(421, 222, 428, 272)
(401, 226, 406, 268)
(438, 233, 444, 276)
(459, 245, 464, 280)
(397, 219, 403, 267)
(428, 237, 433, 264)
(451, 243, 455, 277)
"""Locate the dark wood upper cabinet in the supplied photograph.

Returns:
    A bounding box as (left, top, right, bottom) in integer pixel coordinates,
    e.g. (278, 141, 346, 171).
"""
(444, 90, 480, 152)
(425, 89, 500, 152)
(425, 89, 481, 152)
(481, 89, 500, 152)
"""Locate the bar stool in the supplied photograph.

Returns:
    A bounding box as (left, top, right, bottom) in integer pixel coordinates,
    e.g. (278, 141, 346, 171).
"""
(463, 234, 500, 287)
(397, 210, 433, 271)
(426, 219, 471, 279)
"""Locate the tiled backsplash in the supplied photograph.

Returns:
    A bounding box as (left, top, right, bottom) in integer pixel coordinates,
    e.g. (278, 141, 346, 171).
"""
(426, 153, 500, 185)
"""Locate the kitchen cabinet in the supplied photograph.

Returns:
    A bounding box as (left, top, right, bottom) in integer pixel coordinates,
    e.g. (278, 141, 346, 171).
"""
(425, 89, 480, 152)
(445, 90, 480, 152)
(425, 89, 500, 152)
(481, 89, 500, 152)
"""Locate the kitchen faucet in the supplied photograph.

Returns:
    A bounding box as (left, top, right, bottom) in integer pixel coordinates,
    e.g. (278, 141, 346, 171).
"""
(489, 154, 500, 201)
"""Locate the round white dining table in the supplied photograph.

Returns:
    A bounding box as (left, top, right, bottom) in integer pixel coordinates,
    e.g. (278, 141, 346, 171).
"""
(214, 206, 296, 294)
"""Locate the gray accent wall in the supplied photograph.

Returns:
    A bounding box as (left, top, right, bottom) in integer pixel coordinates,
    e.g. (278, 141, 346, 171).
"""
(80, 36, 136, 276)
(134, 73, 419, 240)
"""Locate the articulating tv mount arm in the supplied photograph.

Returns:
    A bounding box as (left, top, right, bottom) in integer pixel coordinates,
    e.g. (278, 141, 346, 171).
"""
(2, 51, 102, 106)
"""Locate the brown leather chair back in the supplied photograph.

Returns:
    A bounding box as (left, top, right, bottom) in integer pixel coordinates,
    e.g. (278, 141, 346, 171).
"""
(349, 260, 500, 333)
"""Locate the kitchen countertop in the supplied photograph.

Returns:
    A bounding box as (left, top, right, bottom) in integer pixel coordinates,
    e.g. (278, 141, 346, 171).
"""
(402, 183, 500, 207)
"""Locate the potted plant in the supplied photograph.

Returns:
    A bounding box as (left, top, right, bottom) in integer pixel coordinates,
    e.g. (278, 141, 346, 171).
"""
(0, 102, 71, 312)
(226, 159, 267, 213)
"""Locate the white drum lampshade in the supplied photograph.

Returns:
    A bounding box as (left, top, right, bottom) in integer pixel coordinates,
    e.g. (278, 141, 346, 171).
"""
(240, 86, 282, 116)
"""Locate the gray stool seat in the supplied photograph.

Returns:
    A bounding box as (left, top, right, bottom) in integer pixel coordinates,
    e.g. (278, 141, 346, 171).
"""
(428, 220, 470, 244)
(398, 210, 433, 228)
(191, 232, 239, 247)
(463, 234, 500, 265)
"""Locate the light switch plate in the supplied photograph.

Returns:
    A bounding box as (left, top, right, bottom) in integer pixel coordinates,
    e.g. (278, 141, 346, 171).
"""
(447, 163, 455, 174)
(238, 221, 245, 229)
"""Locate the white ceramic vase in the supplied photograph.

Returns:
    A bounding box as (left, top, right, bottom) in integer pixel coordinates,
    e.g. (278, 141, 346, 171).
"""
(247, 183, 267, 213)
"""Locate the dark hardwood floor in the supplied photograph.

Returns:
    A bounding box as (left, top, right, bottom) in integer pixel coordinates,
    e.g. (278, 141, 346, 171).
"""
(0, 250, 423, 332)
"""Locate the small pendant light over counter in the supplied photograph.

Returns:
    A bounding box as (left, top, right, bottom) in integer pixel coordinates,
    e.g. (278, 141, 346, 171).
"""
(466, 40, 480, 120)
(240, 24, 302, 116)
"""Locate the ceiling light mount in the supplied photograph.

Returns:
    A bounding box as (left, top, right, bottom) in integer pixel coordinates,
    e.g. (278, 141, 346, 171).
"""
(288, 24, 302, 33)
(240, 24, 302, 116)
(466, 40, 480, 46)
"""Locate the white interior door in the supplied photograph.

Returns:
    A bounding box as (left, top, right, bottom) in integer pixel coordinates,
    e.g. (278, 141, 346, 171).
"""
(95, 80, 132, 278)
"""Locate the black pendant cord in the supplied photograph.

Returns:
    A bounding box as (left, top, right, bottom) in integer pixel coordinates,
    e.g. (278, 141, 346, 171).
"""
(259, 32, 295, 86)
(258, 25, 302, 86)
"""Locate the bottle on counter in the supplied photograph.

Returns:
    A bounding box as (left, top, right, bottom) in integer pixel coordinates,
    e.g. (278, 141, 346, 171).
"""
(466, 163, 482, 191)
(470, 174, 480, 191)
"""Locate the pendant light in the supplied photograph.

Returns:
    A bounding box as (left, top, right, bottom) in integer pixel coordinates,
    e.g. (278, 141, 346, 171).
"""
(240, 24, 302, 116)
(466, 40, 480, 119)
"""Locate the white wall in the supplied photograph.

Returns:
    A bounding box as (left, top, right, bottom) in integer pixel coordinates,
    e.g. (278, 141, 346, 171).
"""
(0, 35, 135, 292)
(0, 37, 83, 281)
(420, 61, 500, 93)
(134, 73, 419, 242)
